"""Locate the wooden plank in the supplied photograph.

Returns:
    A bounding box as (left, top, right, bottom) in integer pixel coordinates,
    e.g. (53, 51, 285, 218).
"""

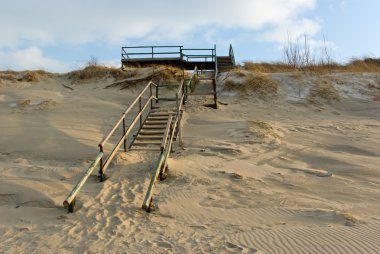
(137, 136, 163, 140)
(133, 140, 162, 145)
(139, 130, 165, 135)
(142, 125, 167, 129)
(145, 120, 168, 125)
(130, 147, 161, 151)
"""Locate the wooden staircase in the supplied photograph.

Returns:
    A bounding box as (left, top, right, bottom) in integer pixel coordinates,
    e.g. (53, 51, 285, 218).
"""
(217, 56, 234, 72)
(130, 108, 178, 151)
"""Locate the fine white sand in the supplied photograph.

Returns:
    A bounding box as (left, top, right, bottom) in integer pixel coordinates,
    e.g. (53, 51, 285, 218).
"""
(0, 71, 380, 253)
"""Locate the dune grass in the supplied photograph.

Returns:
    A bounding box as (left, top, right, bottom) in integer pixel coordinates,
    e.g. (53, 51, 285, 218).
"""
(243, 58, 380, 74)
(224, 71, 278, 98)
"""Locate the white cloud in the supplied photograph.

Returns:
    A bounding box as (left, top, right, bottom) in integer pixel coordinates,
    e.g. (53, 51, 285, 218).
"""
(0, 0, 316, 47)
(0, 47, 68, 72)
(0, 0, 318, 71)
(258, 18, 321, 42)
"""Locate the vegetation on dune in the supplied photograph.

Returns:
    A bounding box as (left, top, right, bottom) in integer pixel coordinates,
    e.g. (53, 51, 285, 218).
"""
(68, 65, 129, 80)
(243, 58, 380, 74)
(105, 64, 185, 90)
(0, 70, 51, 82)
(223, 71, 278, 98)
(307, 81, 340, 104)
(243, 34, 380, 74)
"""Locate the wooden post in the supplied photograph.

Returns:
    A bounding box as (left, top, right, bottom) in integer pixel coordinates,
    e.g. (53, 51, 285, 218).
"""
(213, 79, 218, 109)
(139, 97, 142, 128)
(123, 118, 127, 152)
(150, 83, 153, 109)
(176, 93, 182, 146)
(99, 145, 104, 181)
(156, 85, 159, 103)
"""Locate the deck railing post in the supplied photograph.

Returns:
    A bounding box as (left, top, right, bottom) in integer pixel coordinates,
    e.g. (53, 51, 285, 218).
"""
(151, 46, 154, 59)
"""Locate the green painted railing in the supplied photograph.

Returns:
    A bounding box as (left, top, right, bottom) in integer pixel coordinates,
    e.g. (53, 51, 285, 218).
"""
(63, 81, 158, 213)
(141, 66, 199, 212)
(122, 45, 216, 63)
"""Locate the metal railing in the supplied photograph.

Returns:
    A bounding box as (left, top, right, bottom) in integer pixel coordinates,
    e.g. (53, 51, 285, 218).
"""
(122, 46, 183, 60)
(142, 75, 188, 212)
(122, 45, 216, 63)
(63, 81, 158, 212)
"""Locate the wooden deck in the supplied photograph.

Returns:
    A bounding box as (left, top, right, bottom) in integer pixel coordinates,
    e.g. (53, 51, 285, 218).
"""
(121, 45, 236, 72)
(122, 58, 217, 70)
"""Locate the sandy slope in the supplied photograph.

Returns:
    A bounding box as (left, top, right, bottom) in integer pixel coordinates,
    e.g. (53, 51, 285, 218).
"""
(0, 72, 380, 253)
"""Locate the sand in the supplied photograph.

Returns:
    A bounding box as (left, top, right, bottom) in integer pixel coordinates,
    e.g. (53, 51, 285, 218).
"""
(0, 71, 380, 253)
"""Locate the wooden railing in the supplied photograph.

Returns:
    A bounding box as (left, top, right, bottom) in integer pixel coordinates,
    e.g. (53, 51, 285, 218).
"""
(63, 81, 158, 212)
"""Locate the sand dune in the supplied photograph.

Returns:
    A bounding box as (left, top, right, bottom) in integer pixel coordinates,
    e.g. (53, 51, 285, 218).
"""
(0, 71, 380, 253)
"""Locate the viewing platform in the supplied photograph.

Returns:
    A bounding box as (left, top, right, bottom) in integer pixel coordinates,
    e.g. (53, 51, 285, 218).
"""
(121, 45, 236, 72)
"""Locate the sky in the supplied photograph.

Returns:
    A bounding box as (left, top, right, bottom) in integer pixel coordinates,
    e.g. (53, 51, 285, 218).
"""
(0, 0, 379, 72)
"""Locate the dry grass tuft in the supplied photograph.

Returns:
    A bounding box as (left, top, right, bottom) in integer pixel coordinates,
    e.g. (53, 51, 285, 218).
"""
(345, 58, 380, 72)
(373, 92, 380, 101)
(224, 73, 278, 98)
(308, 81, 340, 104)
(0, 72, 17, 82)
(228, 68, 248, 77)
(0, 70, 50, 83)
(244, 61, 296, 73)
(151, 65, 185, 83)
(24, 70, 51, 82)
(68, 65, 126, 80)
(245, 74, 278, 96)
(243, 58, 380, 74)
(24, 71, 39, 82)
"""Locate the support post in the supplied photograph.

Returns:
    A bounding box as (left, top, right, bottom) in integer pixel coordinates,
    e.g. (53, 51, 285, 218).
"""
(176, 93, 182, 146)
(98, 145, 104, 181)
(139, 97, 142, 128)
(150, 84, 153, 109)
(213, 79, 218, 109)
(123, 118, 127, 152)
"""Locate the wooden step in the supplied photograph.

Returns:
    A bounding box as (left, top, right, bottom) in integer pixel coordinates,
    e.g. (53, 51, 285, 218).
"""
(145, 120, 168, 125)
(129, 147, 161, 151)
(133, 140, 162, 146)
(147, 116, 169, 121)
(142, 125, 167, 129)
(139, 130, 165, 135)
(136, 135, 163, 140)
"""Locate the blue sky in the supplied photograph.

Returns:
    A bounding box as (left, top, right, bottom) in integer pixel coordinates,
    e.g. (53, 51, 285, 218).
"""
(0, 0, 379, 72)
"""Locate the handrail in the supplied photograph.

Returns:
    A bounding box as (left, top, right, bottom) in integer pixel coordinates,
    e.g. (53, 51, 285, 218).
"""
(141, 110, 181, 212)
(63, 80, 158, 212)
(141, 74, 189, 212)
(101, 95, 156, 173)
(161, 114, 173, 152)
(100, 81, 157, 147)
(63, 152, 103, 212)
